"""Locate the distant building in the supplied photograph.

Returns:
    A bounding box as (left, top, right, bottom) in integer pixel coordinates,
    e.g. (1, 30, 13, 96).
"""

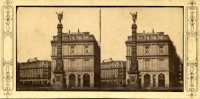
(126, 32, 183, 89)
(51, 31, 101, 89)
(17, 57, 51, 87)
(101, 58, 126, 88)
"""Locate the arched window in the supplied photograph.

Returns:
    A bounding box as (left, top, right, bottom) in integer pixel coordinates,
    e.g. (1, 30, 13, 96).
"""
(83, 73, 90, 87)
(144, 74, 151, 88)
(69, 74, 76, 88)
(158, 73, 165, 87)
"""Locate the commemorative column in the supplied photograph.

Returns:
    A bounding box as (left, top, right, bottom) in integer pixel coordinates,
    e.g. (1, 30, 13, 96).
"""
(53, 12, 65, 89)
(128, 12, 139, 89)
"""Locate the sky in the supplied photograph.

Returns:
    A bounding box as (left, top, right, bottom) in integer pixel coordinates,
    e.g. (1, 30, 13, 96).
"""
(17, 7, 183, 62)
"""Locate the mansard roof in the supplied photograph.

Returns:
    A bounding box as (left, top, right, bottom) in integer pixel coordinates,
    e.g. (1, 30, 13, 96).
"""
(51, 32, 98, 43)
(126, 32, 171, 43)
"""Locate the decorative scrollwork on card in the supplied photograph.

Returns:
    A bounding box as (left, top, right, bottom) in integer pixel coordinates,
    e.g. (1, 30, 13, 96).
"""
(1, 0, 14, 96)
(185, 0, 198, 97)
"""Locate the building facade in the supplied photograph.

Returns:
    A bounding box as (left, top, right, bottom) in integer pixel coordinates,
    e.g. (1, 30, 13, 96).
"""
(126, 32, 182, 89)
(101, 58, 126, 88)
(51, 31, 101, 89)
(17, 58, 51, 87)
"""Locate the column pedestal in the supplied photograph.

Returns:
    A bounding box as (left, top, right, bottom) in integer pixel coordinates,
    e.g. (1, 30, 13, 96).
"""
(53, 73, 65, 90)
(127, 74, 139, 89)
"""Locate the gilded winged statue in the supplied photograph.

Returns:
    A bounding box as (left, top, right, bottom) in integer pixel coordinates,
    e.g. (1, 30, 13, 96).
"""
(130, 12, 137, 24)
(56, 11, 63, 23)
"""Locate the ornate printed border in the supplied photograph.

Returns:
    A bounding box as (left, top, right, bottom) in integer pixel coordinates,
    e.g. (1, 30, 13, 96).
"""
(0, 0, 199, 98)
(1, 0, 14, 97)
(185, 0, 199, 97)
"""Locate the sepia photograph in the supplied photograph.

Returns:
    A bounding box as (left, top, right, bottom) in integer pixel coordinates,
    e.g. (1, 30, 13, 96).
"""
(0, 0, 199, 98)
(16, 7, 184, 91)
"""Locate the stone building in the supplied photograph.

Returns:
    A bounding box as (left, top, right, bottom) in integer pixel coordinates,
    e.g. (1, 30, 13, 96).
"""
(51, 31, 101, 89)
(51, 14, 100, 89)
(126, 32, 183, 89)
(101, 58, 126, 88)
(126, 13, 182, 90)
(17, 57, 51, 87)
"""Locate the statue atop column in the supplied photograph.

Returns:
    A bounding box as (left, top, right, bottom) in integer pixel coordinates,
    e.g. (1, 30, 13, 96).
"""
(56, 11, 63, 24)
(56, 11, 63, 33)
(130, 12, 138, 33)
(130, 12, 137, 24)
